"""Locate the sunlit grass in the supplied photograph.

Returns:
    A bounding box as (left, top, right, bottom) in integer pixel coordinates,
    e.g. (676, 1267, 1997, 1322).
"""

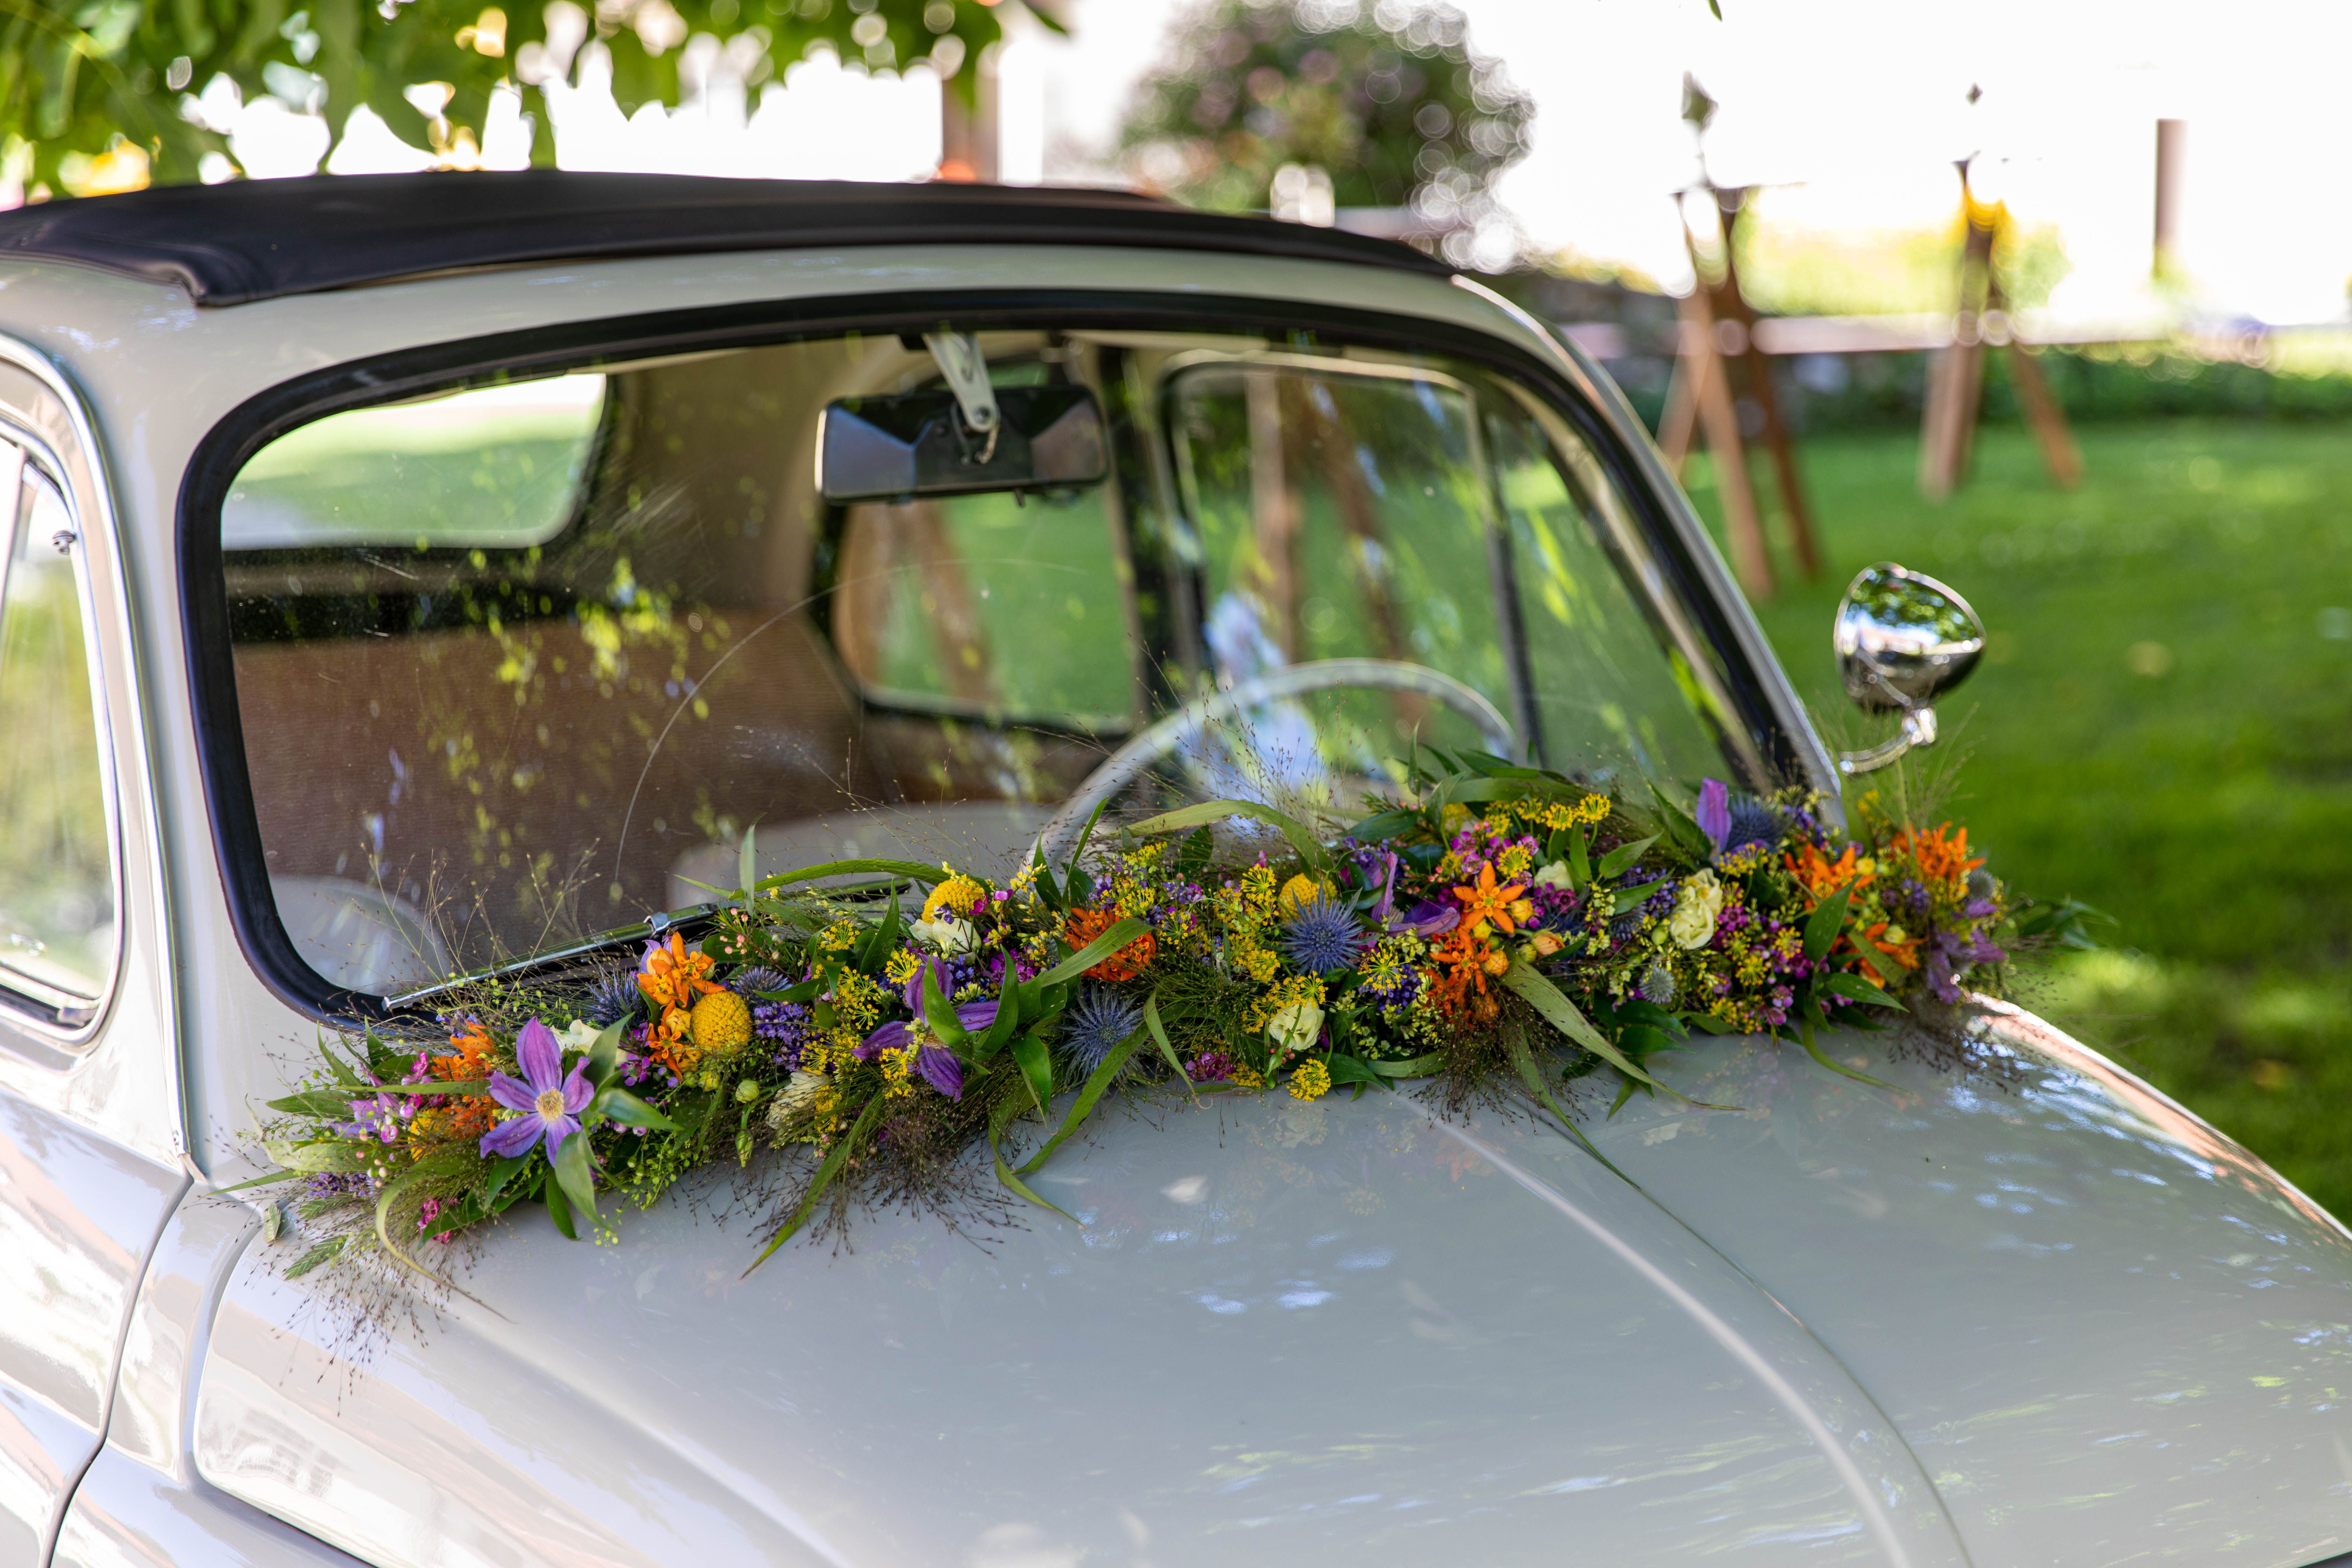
(1683, 419, 2352, 1217)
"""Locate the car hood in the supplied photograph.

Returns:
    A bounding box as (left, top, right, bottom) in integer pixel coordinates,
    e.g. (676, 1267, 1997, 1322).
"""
(195, 1010, 2352, 1568)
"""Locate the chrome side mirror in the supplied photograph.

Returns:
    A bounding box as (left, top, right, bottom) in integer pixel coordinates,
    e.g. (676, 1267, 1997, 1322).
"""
(1832, 562, 1983, 776)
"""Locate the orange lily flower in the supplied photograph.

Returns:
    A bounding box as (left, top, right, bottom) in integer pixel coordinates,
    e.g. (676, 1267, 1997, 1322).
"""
(1852, 920, 1921, 972)
(1784, 842, 1875, 904)
(1452, 863, 1530, 937)
(432, 1019, 497, 1081)
(1889, 822, 1985, 892)
(638, 931, 722, 1012)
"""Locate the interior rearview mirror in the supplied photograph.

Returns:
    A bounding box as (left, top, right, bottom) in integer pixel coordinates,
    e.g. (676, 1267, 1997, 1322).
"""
(819, 385, 1108, 504)
(1831, 561, 1984, 776)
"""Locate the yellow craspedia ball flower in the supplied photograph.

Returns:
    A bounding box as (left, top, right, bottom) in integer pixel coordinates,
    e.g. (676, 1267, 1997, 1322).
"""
(1278, 873, 1327, 916)
(923, 873, 989, 921)
(690, 989, 752, 1054)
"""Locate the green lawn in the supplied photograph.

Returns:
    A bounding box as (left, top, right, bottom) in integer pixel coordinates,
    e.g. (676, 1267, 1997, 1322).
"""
(1682, 419, 2352, 1218)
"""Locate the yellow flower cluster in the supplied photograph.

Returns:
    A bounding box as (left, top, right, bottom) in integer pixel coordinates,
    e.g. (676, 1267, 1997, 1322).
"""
(1288, 1059, 1332, 1100)
(1504, 793, 1612, 831)
(922, 874, 990, 921)
(1247, 974, 1325, 1033)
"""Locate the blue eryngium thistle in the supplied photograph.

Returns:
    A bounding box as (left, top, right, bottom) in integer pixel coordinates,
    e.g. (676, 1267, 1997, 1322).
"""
(729, 965, 790, 998)
(1062, 985, 1146, 1079)
(1280, 898, 1365, 975)
(1639, 962, 1678, 1007)
(1723, 798, 1784, 854)
(584, 967, 642, 1025)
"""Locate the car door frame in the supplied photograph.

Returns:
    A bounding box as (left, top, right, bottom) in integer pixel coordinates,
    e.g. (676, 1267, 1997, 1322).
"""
(0, 338, 193, 1565)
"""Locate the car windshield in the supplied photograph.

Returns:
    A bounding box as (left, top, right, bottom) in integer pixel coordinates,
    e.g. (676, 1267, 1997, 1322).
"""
(214, 326, 1751, 997)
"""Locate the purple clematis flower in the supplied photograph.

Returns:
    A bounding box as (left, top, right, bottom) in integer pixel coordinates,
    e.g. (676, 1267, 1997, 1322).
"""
(479, 1018, 594, 1160)
(1696, 778, 1731, 854)
(859, 1000, 1000, 1062)
(914, 1044, 964, 1099)
(1392, 898, 1460, 938)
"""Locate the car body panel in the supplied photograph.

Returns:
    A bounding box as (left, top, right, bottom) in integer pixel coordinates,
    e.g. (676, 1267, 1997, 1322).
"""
(1596, 1007, 2352, 1567)
(0, 332, 191, 1564)
(191, 1050, 1967, 1568)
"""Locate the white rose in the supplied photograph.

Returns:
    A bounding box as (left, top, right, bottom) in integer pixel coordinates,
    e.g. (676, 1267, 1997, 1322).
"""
(1667, 869, 1724, 950)
(559, 1018, 604, 1051)
(911, 912, 979, 954)
(1533, 860, 1573, 890)
(1266, 1000, 1325, 1056)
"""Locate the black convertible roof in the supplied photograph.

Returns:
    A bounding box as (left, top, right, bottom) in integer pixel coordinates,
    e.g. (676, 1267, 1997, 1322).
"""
(0, 171, 1451, 307)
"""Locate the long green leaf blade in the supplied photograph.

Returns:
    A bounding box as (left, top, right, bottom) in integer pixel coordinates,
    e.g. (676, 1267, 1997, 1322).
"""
(1016, 1026, 1144, 1174)
(1802, 887, 1852, 964)
(1010, 1031, 1055, 1120)
(987, 1095, 1075, 1222)
(1036, 916, 1152, 987)
(1128, 799, 1328, 874)
(743, 1093, 887, 1275)
(550, 1129, 600, 1228)
(751, 858, 946, 893)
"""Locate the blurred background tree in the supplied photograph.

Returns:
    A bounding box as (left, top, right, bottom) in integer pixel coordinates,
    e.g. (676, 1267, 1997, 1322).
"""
(0, 0, 1055, 196)
(1117, 0, 1529, 261)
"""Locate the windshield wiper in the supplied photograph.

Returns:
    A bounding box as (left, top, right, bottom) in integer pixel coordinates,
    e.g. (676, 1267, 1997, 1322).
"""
(377, 901, 720, 1013)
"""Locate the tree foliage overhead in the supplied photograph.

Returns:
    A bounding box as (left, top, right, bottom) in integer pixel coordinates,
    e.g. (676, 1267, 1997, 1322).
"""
(1117, 0, 1530, 233)
(0, 0, 1052, 194)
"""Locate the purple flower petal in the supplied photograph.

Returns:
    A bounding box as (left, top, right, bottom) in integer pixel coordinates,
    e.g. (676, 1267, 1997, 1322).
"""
(1398, 899, 1459, 937)
(903, 958, 951, 1013)
(486, 1070, 537, 1113)
(559, 1061, 595, 1114)
(954, 1000, 999, 1034)
(540, 1112, 582, 1154)
(914, 1044, 964, 1100)
(515, 1018, 563, 1091)
(480, 1115, 542, 1158)
(1696, 779, 1731, 853)
(858, 1020, 910, 1061)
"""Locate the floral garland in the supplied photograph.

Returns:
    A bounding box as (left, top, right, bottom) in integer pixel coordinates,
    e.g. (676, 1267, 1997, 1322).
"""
(237, 753, 2082, 1281)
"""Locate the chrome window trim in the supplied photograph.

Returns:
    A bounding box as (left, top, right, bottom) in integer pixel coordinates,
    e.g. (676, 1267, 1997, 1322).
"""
(0, 334, 172, 1105)
(1446, 275, 1845, 819)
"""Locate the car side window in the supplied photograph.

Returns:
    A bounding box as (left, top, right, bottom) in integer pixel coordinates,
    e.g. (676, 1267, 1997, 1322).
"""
(0, 453, 116, 1019)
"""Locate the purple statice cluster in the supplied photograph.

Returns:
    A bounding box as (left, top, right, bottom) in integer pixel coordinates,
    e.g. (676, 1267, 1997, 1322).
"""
(302, 1168, 375, 1199)
(754, 999, 811, 1070)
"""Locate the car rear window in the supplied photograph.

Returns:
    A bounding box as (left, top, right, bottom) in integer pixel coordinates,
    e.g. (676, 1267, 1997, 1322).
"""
(210, 326, 1747, 998)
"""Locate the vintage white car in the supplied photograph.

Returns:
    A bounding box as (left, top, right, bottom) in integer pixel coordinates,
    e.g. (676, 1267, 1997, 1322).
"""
(1, 173, 2348, 1568)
